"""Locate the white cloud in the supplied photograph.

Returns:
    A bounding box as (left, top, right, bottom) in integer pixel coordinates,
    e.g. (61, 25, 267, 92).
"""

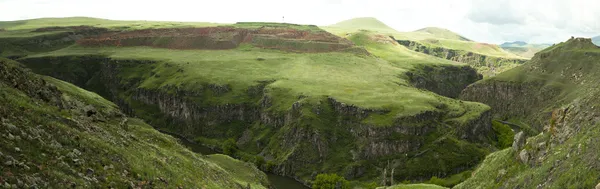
(0, 0, 599, 44)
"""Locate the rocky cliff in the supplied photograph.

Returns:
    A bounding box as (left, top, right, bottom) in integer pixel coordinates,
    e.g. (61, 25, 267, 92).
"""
(405, 64, 482, 98)
(0, 58, 270, 188)
(396, 40, 526, 77)
(455, 38, 600, 188)
(19, 54, 495, 185)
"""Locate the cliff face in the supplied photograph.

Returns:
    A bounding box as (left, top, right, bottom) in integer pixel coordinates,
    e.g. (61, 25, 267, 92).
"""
(20, 55, 494, 184)
(0, 58, 270, 188)
(405, 64, 482, 98)
(397, 40, 526, 77)
(0, 27, 108, 58)
(455, 38, 600, 188)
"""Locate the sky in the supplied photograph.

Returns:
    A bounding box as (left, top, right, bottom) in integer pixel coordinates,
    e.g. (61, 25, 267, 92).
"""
(1, 0, 599, 44)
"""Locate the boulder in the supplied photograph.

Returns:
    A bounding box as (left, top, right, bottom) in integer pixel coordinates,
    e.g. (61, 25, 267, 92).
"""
(512, 131, 526, 152)
(519, 149, 529, 164)
(595, 182, 600, 189)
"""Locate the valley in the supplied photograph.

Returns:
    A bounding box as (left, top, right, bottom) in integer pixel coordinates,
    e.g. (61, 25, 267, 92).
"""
(0, 15, 599, 189)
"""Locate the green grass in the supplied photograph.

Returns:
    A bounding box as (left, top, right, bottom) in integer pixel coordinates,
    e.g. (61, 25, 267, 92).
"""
(0, 17, 222, 31)
(491, 120, 515, 149)
(457, 38, 600, 188)
(8, 19, 494, 186)
(414, 27, 471, 41)
(378, 183, 447, 189)
(0, 58, 269, 188)
(327, 17, 400, 34)
(27, 42, 486, 125)
(500, 43, 551, 58)
(324, 18, 524, 60)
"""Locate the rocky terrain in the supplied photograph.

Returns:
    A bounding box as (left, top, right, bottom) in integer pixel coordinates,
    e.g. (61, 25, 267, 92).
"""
(396, 39, 527, 77)
(7, 17, 599, 189)
(0, 57, 270, 188)
(0, 18, 500, 187)
(455, 38, 600, 188)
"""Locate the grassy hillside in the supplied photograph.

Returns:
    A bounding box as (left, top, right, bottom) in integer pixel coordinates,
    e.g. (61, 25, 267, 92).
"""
(0, 58, 269, 188)
(457, 38, 600, 188)
(414, 27, 471, 41)
(0, 17, 498, 187)
(327, 17, 399, 34)
(499, 41, 551, 58)
(325, 18, 519, 58)
(323, 18, 526, 77)
(0, 17, 221, 31)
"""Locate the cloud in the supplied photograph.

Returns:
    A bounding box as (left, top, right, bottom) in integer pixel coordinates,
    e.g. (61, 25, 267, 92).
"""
(467, 0, 525, 25)
(0, 0, 598, 44)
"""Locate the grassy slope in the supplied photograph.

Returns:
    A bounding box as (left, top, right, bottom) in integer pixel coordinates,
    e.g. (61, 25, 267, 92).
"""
(0, 58, 268, 188)
(323, 18, 523, 59)
(455, 38, 600, 188)
(2, 17, 493, 186)
(0, 17, 221, 31)
(500, 43, 551, 58)
(378, 184, 448, 189)
(26, 34, 488, 125)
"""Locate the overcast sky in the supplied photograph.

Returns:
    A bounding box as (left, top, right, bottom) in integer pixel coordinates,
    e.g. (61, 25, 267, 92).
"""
(1, 0, 599, 44)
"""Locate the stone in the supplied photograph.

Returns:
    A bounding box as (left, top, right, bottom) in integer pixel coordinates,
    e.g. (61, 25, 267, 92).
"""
(596, 182, 600, 189)
(4, 123, 18, 132)
(512, 131, 527, 152)
(83, 105, 97, 117)
(519, 149, 529, 164)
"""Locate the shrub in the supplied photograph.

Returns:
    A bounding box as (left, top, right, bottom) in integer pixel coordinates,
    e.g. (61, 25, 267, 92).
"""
(255, 155, 265, 167)
(265, 160, 276, 172)
(312, 173, 350, 189)
(221, 138, 237, 155)
(492, 121, 515, 149)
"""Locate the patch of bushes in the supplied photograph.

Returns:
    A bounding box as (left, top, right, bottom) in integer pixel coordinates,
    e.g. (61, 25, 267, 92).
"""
(312, 173, 350, 189)
(492, 120, 515, 149)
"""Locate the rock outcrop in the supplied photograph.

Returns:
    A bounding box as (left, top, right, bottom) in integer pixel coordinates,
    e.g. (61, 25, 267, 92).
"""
(455, 38, 600, 189)
(0, 58, 270, 188)
(396, 40, 527, 76)
(20, 54, 494, 184)
(405, 64, 482, 98)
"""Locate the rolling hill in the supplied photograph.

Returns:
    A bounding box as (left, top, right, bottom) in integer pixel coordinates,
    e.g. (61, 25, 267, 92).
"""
(499, 41, 551, 58)
(324, 18, 527, 77)
(0, 17, 498, 187)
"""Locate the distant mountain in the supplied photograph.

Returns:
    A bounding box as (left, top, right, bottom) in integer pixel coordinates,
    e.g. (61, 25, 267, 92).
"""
(415, 27, 472, 41)
(592, 36, 600, 46)
(325, 17, 526, 76)
(499, 41, 552, 58)
(500, 41, 528, 47)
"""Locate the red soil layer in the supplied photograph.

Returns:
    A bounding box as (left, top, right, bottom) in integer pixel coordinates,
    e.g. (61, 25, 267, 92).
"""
(77, 26, 355, 53)
(32, 26, 108, 33)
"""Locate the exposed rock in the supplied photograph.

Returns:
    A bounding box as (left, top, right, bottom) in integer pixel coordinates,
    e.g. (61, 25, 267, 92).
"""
(83, 105, 97, 117)
(595, 182, 600, 189)
(405, 64, 482, 98)
(519, 149, 529, 164)
(396, 39, 527, 76)
(20, 54, 495, 183)
(512, 131, 526, 152)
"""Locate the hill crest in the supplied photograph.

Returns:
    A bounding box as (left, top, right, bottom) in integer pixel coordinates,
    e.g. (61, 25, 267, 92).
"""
(415, 27, 472, 41)
(329, 17, 398, 32)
